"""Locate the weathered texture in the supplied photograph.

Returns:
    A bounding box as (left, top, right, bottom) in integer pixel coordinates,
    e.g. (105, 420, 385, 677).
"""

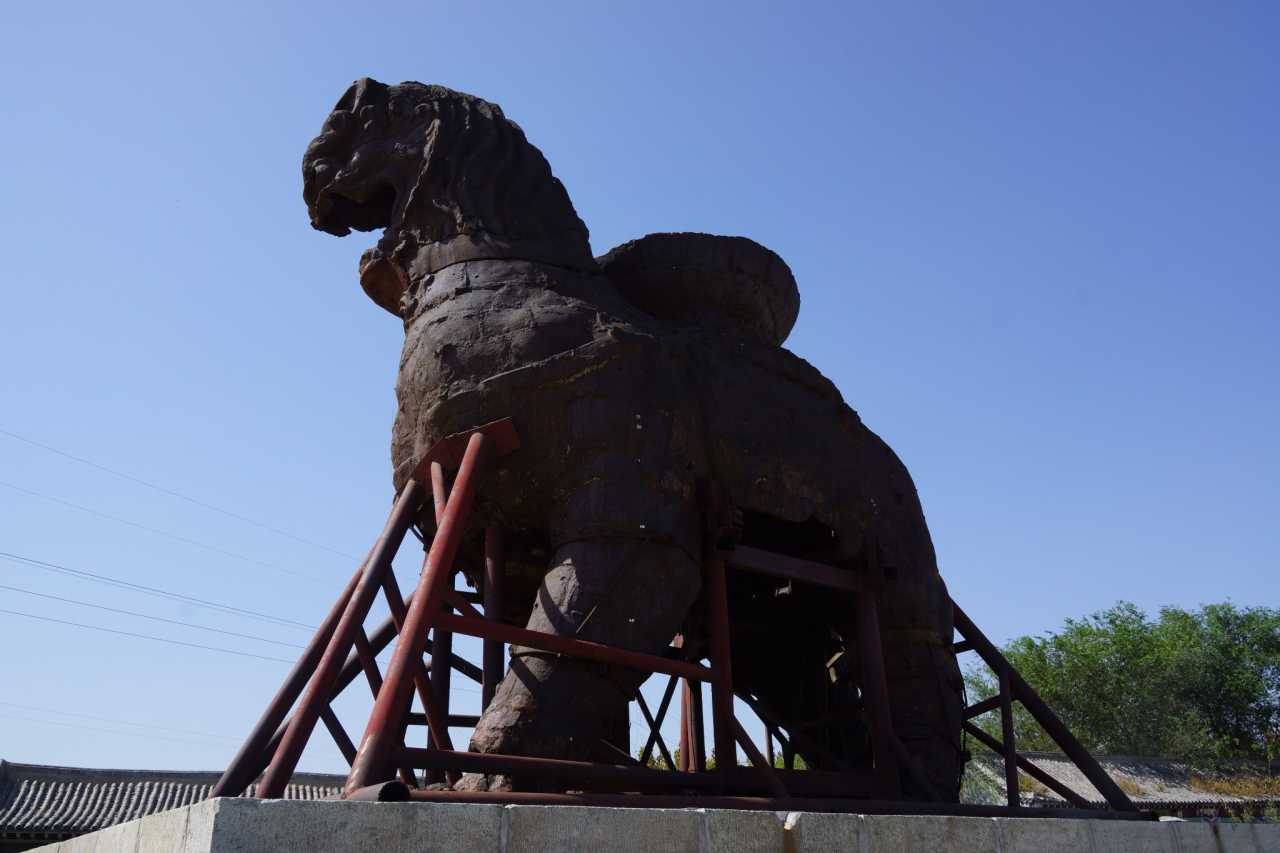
(597, 232, 801, 346)
(302, 78, 963, 797)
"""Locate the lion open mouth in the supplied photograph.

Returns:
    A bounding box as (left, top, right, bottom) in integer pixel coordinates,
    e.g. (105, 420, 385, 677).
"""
(305, 157, 399, 239)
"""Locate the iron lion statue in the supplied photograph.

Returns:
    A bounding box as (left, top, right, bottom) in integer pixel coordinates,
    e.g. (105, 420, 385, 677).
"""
(302, 78, 964, 799)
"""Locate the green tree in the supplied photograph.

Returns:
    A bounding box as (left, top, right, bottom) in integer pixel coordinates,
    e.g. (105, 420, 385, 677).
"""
(965, 602, 1280, 765)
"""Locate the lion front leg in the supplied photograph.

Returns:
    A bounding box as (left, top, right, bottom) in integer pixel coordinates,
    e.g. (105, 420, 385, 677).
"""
(460, 537, 701, 791)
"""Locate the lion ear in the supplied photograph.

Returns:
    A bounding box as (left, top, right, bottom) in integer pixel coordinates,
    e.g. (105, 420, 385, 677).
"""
(359, 248, 408, 318)
(334, 77, 388, 113)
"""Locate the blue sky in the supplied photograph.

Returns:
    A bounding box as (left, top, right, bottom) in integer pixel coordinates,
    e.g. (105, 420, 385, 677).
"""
(1, 2, 1276, 774)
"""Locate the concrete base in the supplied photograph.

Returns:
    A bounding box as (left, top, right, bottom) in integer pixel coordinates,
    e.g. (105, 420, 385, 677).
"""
(34, 799, 1278, 852)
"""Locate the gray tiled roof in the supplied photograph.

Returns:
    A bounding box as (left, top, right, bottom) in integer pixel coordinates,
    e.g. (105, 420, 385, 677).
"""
(0, 760, 343, 841)
(966, 751, 1280, 808)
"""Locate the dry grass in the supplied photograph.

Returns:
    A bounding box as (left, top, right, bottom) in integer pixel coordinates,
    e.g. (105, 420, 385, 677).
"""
(1017, 772, 1050, 797)
(1115, 777, 1147, 797)
(1188, 774, 1280, 798)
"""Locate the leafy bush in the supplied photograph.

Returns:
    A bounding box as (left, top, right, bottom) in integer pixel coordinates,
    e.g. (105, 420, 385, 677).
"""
(965, 602, 1280, 765)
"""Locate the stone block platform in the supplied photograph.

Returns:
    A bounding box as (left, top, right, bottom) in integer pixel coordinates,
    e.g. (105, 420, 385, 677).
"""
(34, 799, 1278, 852)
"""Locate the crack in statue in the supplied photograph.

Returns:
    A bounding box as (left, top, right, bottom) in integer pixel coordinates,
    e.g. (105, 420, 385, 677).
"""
(303, 79, 964, 799)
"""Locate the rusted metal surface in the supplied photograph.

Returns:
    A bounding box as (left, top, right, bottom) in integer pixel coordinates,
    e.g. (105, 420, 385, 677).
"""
(728, 545, 865, 593)
(481, 523, 504, 711)
(404, 712, 480, 727)
(345, 431, 491, 794)
(400, 747, 728, 793)
(319, 706, 358, 767)
(433, 611, 717, 683)
(678, 679, 692, 773)
(425, 461, 453, 787)
(428, 460, 447, 525)
(704, 542, 737, 778)
(686, 678, 706, 772)
(344, 781, 411, 802)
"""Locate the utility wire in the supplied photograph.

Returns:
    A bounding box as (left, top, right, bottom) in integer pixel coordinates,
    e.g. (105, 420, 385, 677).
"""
(0, 582, 306, 649)
(0, 700, 237, 742)
(0, 576, 485, 697)
(0, 550, 315, 630)
(0, 712, 243, 749)
(0, 427, 358, 560)
(0, 607, 297, 664)
(0, 479, 324, 583)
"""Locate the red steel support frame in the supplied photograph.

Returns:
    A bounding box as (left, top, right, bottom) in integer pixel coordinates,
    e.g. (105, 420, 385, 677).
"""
(345, 431, 491, 793)
(678, 680, 692, 773)
(210, 556, 366, 798)
(258, 481, 426, 798)
(426, 463, 454, 785)
(704, 547, 736, 775)
(481, 524, 505, 710)
(217, 418, 1146, 819)
(434, 612, 715, 683)
(999, 663, 1019, 807)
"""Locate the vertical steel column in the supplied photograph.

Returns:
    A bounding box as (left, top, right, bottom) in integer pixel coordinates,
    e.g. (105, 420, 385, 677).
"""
(482, 524, 505, 711)
(678, 682, 692, 772)
(426, 463, 452, 785)
(854, 591, 902, 798)
(427, 619, 453, 783)
(345, 432, 490, 794)
(211, 555, 367, 798)
(258, 482, 427, 798)
(1000, 663, 1019, 807)
(689, 682, 707, 771)
(429, 461, 448, 523)
(705, 548, 736, 775)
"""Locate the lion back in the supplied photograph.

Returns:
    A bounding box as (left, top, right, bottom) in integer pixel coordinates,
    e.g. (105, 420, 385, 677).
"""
(596, 232, 800, 346)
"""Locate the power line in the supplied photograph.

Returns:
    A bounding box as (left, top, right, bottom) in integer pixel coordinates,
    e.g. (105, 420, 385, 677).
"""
(0, 712, 240, 750)
(0, 427, 358, 560)
(0, 700, 237, 742)
(0, 577, 485, 698)
(0, 550, 315, 630)
(0, 582, 306, 649)
(0, 607, 296, 664)
(0, 479, 324, 583)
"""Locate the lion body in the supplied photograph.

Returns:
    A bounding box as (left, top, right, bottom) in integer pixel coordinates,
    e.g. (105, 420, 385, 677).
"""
(303, 79, 964, 798)
(388, 257, 963, 795)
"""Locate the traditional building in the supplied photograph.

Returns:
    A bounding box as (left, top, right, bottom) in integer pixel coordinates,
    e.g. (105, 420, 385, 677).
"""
(0, 761, 342, 851)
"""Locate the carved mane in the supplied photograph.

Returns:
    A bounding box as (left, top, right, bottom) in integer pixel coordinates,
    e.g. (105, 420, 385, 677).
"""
(303, 79, 595, 294)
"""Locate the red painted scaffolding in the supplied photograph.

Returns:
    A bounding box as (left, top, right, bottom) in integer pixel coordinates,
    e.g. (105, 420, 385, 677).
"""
(212, 419, 1147, 820)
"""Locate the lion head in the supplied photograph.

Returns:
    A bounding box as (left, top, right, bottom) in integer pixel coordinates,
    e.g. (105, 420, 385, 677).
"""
(303, 79, 595, 315)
